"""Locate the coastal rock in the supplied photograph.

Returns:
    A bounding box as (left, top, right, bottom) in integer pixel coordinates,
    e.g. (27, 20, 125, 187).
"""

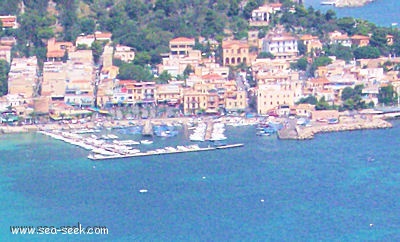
(334, 0, 375, 8)
(296, 118, 392, 140)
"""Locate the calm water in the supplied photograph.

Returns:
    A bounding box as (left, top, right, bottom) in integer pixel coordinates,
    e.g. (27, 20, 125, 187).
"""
(1, 121, 400, 241)
(304, 0, 400, 27)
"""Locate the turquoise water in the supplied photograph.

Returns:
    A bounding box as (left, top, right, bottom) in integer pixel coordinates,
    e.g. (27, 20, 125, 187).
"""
(1, 121, 400, 240)
(304, 0, 399, 27)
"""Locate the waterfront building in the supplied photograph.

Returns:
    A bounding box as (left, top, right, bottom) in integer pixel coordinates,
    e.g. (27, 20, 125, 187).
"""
(65, 50, 94, 107)
(96, 78, 115, 107)
(113, 80, 156, 105)
(294, 103, 315, 118)
(42, 61, 67, 101)
(182, 77, 246, 114)
(222, 40, 249, 66)
(261, 32, 298, 60)
(8, 57, 38, 99)
(256, 80, 302, 115)
(155, 84, 182, 105)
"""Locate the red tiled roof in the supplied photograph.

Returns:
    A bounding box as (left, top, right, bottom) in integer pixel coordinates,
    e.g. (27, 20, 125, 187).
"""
(350, 35, 370, 40)
(170, 37, 195, 43)
(310, 77, 330, 84)
(202, 73, 224, 80)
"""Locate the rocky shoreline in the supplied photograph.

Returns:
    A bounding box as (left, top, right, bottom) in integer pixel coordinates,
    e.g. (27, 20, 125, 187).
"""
(296, 117, 392, 140)
(334, 0, 375, 8)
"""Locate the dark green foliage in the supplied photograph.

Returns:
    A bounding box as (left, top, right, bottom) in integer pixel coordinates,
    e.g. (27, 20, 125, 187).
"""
(297, 41, 306, 56)
(91, 41, 104, 65)
(0, 60, 9, 96)
(378, 84, 398, 105)
(157, 71, 171, 84)
(340, 85, 367, 110)
(354, 46, 381, 59)
(0, 0, 21, 15)
(297, 95, 317, 105)
(325, 44, 353, 62)
(290, 58, 308, 71)
(117, 62, 154, 81)
(258, 51, 275, 59)
(315, 96, 330, 110)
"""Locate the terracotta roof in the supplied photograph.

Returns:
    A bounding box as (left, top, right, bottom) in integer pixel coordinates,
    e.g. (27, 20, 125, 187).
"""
(47, 50, 65, 58)
(170, 37, 195, 43)
(350, 35, 370, 40)
(202, 73, 224, 80)
(300, 34, 318, 40)
(95, 32, 112, 39)
(310, 77, 330, 84)
(222, 40, 249, 48)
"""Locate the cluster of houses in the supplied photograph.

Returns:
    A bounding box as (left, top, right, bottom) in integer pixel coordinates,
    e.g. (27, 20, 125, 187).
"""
(0, 3, 399, 122)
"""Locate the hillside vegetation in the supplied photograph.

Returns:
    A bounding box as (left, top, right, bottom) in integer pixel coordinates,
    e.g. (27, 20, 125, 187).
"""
(0, 0, 399, 68)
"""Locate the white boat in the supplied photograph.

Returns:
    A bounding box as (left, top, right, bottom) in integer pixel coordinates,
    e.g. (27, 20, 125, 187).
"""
(140, 140, 153, 145)
(321, 1, 336, 5)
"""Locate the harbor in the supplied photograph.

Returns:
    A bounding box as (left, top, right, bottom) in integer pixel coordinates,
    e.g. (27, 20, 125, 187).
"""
(37, 120, 245, 161)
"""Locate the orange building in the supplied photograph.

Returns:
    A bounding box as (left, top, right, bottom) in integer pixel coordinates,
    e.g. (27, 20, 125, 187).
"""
(350, 35, 370, 47)
(46, 38, 74, 61)
(169, 37, 195, 56)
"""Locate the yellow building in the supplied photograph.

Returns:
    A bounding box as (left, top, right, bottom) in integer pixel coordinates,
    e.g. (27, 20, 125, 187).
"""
(222, 40, 249, 66)
(156, 84, 182, 105)
(8, 57, 38, 99)
(299, 34, 322, 54)
(257, 81, 302, 115)
(42, 61, 67, 100)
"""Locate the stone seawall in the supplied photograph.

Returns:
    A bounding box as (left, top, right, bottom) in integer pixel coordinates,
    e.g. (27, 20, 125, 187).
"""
(296, 118, 392, 140)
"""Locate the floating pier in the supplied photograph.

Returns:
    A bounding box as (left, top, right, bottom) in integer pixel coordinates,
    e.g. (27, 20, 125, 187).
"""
(88, 143, 244, 160)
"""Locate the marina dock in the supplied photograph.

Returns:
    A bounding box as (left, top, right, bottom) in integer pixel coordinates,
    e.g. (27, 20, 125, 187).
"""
(88, 143, 244, 160)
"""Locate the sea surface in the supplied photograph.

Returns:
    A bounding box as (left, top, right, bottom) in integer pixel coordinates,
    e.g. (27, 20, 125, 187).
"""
(1, 121, 400, 241)
(304, 0, 399, 27)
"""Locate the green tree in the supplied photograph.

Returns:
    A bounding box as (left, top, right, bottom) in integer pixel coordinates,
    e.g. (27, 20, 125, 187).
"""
(227, 0, 239, 17)
(341, 86, 354, 101)
(378, 84, 398, 105)
(297, 95, 317, 105)
(157, 70, 171, 84)
(257, 52, 275, 59)
(0, 60, 9, 96)
(91, 41, 104, 65)
(354, 46, 381, 59)
(118, 63, 154, 81)
(315, 96, 330, 110)
(290, 58, 308, 71)
(79, 18, 96, 35)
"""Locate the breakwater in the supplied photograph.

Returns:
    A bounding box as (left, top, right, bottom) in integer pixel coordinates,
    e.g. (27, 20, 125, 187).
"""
(295, 118, 392, 140)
